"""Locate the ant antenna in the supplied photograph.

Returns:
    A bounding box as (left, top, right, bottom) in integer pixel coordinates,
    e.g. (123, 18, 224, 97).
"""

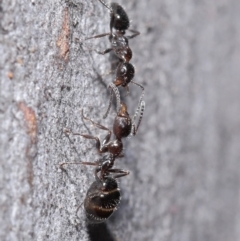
(131, 101, 145, 135)
(98, 0, 112, 12)
(60, 160, 98, 170)
(131, 81, 145, 123)
(76, 201, 84, 217)
(103, 83, 121, 119)
(81, 109, 95, 126)
(84, 32, 110, 41)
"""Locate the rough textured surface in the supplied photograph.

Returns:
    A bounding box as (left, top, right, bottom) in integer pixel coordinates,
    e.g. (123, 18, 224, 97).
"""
(1, 0, 240, 240)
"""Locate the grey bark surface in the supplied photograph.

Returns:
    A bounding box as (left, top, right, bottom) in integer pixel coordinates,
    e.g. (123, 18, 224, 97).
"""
(1, 0, 240, 241)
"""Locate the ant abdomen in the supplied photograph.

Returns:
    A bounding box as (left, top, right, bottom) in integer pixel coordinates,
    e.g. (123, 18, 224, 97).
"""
(84, 177, 120, 223)
(110, 3, 129, 31)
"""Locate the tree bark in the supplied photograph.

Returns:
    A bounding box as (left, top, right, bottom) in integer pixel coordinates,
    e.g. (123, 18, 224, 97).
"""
(1, 0, 240, 240)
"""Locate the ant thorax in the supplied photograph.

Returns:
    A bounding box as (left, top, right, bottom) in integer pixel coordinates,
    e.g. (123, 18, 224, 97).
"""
(110, 32, 132, 62)
(110, 32, 129, 48)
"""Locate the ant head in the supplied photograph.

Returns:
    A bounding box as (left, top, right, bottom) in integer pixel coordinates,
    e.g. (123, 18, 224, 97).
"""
(110, 3, 130, 31)
(114, 62, 135, 87)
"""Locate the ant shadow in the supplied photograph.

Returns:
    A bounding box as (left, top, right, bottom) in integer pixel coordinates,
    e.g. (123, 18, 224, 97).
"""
(87, 222, 116, 241)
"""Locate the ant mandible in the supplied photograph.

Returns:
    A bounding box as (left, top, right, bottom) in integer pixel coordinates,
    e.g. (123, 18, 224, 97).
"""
(86, 0, 140, 62)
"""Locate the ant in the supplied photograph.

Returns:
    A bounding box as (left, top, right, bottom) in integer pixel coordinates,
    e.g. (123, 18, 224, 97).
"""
(104, 61, 145, 119)
(60, 102, 145, 222)
(60, 153, 129, 223)
(86, 0, 140, 62)
(61, 103, 141, 222)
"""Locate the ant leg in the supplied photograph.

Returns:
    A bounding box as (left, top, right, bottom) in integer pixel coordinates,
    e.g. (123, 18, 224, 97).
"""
(64, 126, 102, 151)
(85, 43, 112, 56)
(130, 81, 145, 135)
(117, 153, 124, 158)
(131, 81, 145, 122)
(125, 85, 130, 96)
(126, 29, 140, 39)
(98, 0, 112, 11)
(82, 110, 110, 132)
(95, 48, 113, 55)
(63, 112, 111, 153)
(103, 83, 121, 119)
(81, 110, 112, 146)
(85, 32, 110, 40)
(68, 130, 111, 153)
(60, 161, 98, 170)
(131, 101, 145, 135)
(111, 83, 121, 113)
(103, 87, 113, 119)
(108, 168, 130, 179)
(131, 81, 145, 120)
(62, 128, 87, 166)
(71, 132, 103, 152)
(76, 202, 84, 217)
(110, 58, 120, 66)
(102, 69, 114, 77)
(98, 159, 115, 179)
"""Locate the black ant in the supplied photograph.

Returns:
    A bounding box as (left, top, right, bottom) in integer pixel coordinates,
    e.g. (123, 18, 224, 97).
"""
(60, 153, 129, 223)
(61, 103, 140, 222)
(60, 102, 144, 224)
(104, 61, 145, 119)
(86, 0, 140, 62)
